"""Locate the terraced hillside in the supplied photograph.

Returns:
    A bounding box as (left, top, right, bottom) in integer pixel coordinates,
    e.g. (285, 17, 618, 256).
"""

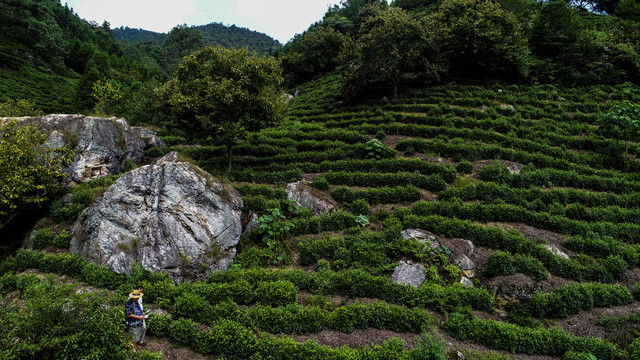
(3, 74, 640, 360)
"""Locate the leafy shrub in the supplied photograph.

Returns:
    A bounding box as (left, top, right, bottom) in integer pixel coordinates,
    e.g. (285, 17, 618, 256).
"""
(174, 292, 212, 322)
(32, 228, 55, 250)
(54, 230, 71, 248)
(169, 318, 199, 347)
(146, 314, 172, 337)
(376, 129, 386, 141)
(411, 328, 446, 360)
(145, 146, 166, 158)
(404, 145, 415, 156)
(256, 280, 298, 307)
(483, 251, 547, 281)
(351, 198, 370, 216)
(443, 310, 617, 359)
(627, 337, 640, 360)
(310, 176, 329, 191)
(194, 319, 257, 359)
(456, 160, 473, 174)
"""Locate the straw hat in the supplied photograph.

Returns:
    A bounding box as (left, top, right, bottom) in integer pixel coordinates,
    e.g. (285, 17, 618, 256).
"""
(128, 289, 143, 299)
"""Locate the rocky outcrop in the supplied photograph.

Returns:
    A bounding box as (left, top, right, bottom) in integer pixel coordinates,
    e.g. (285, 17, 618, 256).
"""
(1, 114, 145, 183)
(391, 261, 426, 288)
(70, 152, 243, 282)
(400, 229, 441, 251)
(286, 181, 337, 216)
(132, 126, 167, 149)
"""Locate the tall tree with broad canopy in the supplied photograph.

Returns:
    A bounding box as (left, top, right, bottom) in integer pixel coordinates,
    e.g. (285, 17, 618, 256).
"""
(430, 0, 529, 79)
(159, 46, 287, 171)
(341, 7, 444, 99)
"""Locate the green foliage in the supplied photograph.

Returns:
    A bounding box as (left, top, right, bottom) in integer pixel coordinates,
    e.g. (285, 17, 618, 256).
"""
(31, 227, 54, 250)
(194, 319, 257, 359)
(310, 176, 330, 191)
(0, 274, 132, 359)
(600, 100, 640, 166)
(341, 7, 443, 99)
(159, 46, 286, 171)
(411, 327, 446, 360)
(443, 310, 617, 359)
(255, 280, 298, 307)
(482, 251, 548, 281)
(351, 198, 371, 216)
(0, 99, 44, 117)
(627, 337, 640, 359)
(92, 79, 122, 116)
(430, 0, 529, 78)
(279, 26, 348, 86)
(256, 207, 295, 264)
(0, 121, 72, 228)
(169, 317, 198, 347)
(456, 160, 473, 174)
(365, 138, 393, 159)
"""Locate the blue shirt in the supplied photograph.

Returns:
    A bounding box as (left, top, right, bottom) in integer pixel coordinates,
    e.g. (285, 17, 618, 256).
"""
(125, 299, 143, 327)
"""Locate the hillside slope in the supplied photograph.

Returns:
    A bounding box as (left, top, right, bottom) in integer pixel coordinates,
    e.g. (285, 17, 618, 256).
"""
(5, 73, 640, 359)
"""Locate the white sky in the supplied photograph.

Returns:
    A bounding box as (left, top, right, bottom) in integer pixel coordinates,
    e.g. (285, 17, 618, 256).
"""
(61, 0, 346, 44)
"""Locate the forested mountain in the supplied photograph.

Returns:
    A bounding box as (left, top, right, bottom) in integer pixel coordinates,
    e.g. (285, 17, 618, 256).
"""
(113, 27, 165, 46)
(114, 22, 282, 54)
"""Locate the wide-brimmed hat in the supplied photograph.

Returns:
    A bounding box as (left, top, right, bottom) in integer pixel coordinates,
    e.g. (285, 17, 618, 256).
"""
(129, 289, 143, 299)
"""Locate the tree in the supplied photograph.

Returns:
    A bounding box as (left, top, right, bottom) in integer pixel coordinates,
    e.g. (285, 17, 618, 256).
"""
(430, 0, 529, 79)
(0, 121, 73, 228)
(280, 27, 348, 86)
(600, 100, 640, 169)
(163, 24, 204, 74)
(341, 7, 444, 99)
(530, 1, 582, 60)
(92, 79, 122, 116)
(159, 46, 286, 171)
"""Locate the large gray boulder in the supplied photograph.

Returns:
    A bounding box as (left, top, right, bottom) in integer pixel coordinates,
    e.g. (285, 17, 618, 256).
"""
(1, 114, 145, 183)
(286, 181, 337, 216)
(70, 152, 243, 282)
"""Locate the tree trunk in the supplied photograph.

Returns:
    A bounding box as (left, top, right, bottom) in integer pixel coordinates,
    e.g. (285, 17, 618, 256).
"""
(227, 145, 233, 172)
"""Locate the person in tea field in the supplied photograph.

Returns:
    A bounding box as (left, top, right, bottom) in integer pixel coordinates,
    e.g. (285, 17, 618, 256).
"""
(135, 285, 147, 345)
(125, 289, 147, 349)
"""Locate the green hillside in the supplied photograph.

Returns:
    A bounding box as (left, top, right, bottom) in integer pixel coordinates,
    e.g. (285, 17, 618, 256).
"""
(4, 0, 640, 359)
(4, 73, 640, 359)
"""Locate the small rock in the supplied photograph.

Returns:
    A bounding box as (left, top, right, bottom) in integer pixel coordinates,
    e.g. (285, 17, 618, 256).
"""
(457, 350, 466, 360)
(286, 181, 337, 216)
(460, 277, 474, 288)
(132, 126, 167, 149)
(243, 212, 259, 234)
(500, 104, 515, 111)
(465, 240, 475, 255)
(391, 261, 426, 288)
(544, 244, 570, 259)
(401, 229, 440, 251)
(453, 255, 474, 270)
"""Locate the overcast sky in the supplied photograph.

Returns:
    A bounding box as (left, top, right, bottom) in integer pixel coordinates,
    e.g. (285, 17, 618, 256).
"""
(61, 0, 346, 44)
